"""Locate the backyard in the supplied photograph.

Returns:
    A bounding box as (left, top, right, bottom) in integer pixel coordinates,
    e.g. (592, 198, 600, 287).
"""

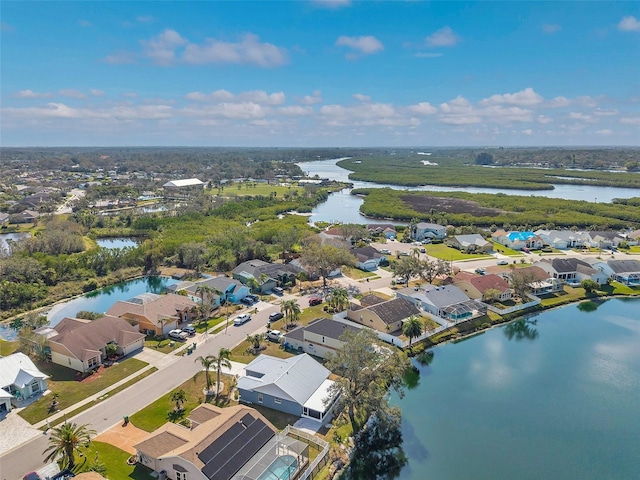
(424, 243, 492, 261)
(73, 441, 154, 480)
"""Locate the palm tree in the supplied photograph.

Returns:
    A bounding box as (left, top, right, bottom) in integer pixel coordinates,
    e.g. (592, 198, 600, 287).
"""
(212, 348, 232, 397)
(246, 333, 264, 351)
(43, 422, 96, 469)
(194, 355, 216, 393)
(281, 299, 301, 329)
(245, 276, 260, 294)
(327, 287, 349, 312)
(402, 315, 424, 347)
(170, 389, 187, 411)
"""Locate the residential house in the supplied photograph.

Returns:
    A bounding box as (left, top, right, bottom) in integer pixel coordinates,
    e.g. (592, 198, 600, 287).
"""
(346, 295, 420, 333)
(535, 229, 590, 249)
(492, 230, 544, 251)
(606, 259, 640, 285)
(411, 222, 447, 241)
(588, 231, 623, 250)
(367, 223, 397, 239)
(0, 353, 49, 411)
(9, 209, 39, 224)
(106, 293, 197, 336)
(282, 318, 360, 359)
(396, 284, 485, 321)
(232, 259, 302, 293)
(507, 266, 564, 295)
(135, 404, 307, 480)
(0, 212, 9, 225)
(238, 354, 339, 422)
(447, 234, 493, 253)
(453, 271, 513, 302)
(178, 276, 250, 305)
(47, 316, 145, 372)
(535, 258, 609, 285)
(350, 246, 387, 271)
(625, 229, 640, 246)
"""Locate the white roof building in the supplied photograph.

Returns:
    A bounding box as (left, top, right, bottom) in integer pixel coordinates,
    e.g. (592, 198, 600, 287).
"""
(163, 178, 205, 188)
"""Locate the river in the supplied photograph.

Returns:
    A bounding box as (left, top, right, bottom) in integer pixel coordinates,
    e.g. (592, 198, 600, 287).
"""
(298, 158, 639, 225)
(394, 297, 640, 480)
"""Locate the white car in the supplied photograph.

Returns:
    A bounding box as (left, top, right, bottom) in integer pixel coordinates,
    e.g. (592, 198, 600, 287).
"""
(233, 313, 252, 326)
(267, 330, 283, 342)
(168, 329, 188, 341)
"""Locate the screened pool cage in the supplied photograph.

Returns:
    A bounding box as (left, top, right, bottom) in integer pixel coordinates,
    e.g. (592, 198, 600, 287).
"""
(232, 431, 309, 480)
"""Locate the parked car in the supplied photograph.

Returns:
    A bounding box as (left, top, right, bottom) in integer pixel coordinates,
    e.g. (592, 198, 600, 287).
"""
(272, 286, 284, 295)
(309, 297, 323, 306)
(182, 325, 196, 336)
(267, 330, 283, 342)
(269, 311, 284, 322)
(497, 260, 509, 266)
(399, 251, 410, 256)
(247, 294, 260, 302)
(395, 277, 407, 284)
(23, 473, 42, 480)
(420, 247, 426, 253)
(475, 268, 486, 275)
(168, 329, 189, 341)
(380, 248, 391, 255)
(233, 313, 252, 326)
(240, 297, 254, 306)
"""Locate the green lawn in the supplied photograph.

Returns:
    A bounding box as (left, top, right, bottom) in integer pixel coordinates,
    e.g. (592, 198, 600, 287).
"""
(424, 243, 492, 261)
(249, 404, 300, 430)
(0, 339, 19, 356)
(489, 241, 523, 257)
(342, 267, 378, 280)
(74, 441, 153, 480)
(130, 372, 237, 432)
(216, 183, 305, 197)
(144, 338, 181, 354)
(19, 358, 148, 424)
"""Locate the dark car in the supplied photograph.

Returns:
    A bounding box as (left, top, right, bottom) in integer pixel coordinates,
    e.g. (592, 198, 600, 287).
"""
(247, 294, 260, 302)
(240, 297, 254, 306)
(182, 325, 196, 336)
(23, 473, 42, 480)
(269, 311, 284, 322)
(309, 297, 323, 306)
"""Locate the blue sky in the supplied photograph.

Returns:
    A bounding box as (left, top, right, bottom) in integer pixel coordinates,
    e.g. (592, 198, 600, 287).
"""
(1, 1, 639, 147)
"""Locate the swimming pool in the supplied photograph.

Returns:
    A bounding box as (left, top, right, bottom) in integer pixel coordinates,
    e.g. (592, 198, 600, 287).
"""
(257, 454, 298, 480)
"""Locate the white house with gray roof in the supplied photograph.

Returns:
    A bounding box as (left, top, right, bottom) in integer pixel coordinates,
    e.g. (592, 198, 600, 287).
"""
(397, 284, 485, 322)
(237, 354, 338, 422)
(411, 222, 447, 241)
(0, 353, 49, 411)
(607, 259, 640, 285)
(447, 234, 492, 253)
(176, 276, 250, 305)
(282, 318, 361, 359)
(535, 229, 590, 249)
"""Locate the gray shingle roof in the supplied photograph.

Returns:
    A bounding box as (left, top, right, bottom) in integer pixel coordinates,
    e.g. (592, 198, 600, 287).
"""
(368, 298, 421, 325)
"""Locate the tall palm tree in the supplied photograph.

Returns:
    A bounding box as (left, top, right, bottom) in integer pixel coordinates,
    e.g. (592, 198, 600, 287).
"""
(194, 355, 216, 392)
(327, 287, 349, 312)
(43, 422, 96, 469)
(281, 299, 301, 329)
(170, 389, 187, 411)
(212, 348, 232, 397)
(245, 276, 260, 294)
(402, 315, 424, 347)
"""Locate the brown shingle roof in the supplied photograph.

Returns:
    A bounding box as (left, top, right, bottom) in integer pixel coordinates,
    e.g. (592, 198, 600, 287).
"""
(134, 431, 189, 458)
(49, 315, 145, 362)
(106, 293, 196, 327)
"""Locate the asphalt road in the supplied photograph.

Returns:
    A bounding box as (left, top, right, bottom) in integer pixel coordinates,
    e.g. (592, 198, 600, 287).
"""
(0, 302, 289, 480)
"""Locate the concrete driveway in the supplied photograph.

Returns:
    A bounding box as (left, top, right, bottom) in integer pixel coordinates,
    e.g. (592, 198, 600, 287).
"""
(0, 412, 43, 455)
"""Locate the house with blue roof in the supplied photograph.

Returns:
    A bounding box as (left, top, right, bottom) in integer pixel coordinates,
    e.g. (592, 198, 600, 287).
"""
(492, 230, 544, 251)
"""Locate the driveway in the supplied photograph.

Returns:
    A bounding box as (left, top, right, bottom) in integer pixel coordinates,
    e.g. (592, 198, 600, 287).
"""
(0, 412, 43, 455)
(94, 423, 150, 455)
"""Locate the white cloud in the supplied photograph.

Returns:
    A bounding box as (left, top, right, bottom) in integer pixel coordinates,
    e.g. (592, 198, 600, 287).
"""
(425, 27, 460, 47)
(319, 102, 417, 127)
(12, 89, 52, 99)
(182, 102, 266, 120)
(407, 102, 437, 115)
(311, 0, 351, 8)
(90, 89, 106, 97)
(569, 112, 595, 122)
(537, 115, 553, 124)
(620, 117, 640, 125)
(594, 108, 618, 116)
(141, 29, 188, 66)
(182, 33, 288, 67)
(575, 96, 597, 107)
(523, 128, 533, 135)
(439, 95, 534, 125)
(59, 89, 87, 99)
(352, 93, 371, 102)
(102, 51, 136, 65)
(595, 129, 613, 135)
(415, 52, 444, 58)
(336, 35, 384, 58)
(542, 24, 561, 34)
(185, 90, 285, 105)
(479, 87, 543, 107)
(547, 96, 571, 107)
(298, 91, 323, 105)
(618, 16, 640, 32)
(277, 106, 313, 116)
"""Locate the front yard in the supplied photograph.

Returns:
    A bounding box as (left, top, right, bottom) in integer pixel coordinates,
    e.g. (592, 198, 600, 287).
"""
(425, 243, 492, 261)
(19, 358, 149, 424)
(129, 372, 238, 433)
(73, 441, 154, 480)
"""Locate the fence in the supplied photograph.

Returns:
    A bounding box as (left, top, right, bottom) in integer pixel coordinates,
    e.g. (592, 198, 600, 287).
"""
(284, 426, 330, 480)
(485, 294, 541, 315)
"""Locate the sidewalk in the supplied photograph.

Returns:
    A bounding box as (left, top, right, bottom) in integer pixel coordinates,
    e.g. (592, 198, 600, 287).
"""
(32, 364, 156, 430)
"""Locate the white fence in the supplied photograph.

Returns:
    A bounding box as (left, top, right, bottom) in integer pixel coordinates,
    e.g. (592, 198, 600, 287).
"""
(485, 294, 541, 315)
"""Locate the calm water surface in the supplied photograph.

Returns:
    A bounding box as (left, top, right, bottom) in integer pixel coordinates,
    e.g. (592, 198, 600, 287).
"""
(298, 158, 639, 224)
(46, 276, 179, 327)
(395, 298, 640, 480)
(96, 238, 139, 249)
(0, 232, 31, 255)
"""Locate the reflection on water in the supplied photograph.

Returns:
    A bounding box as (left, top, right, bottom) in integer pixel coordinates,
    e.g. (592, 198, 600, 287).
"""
(503, 318, 539, 341)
